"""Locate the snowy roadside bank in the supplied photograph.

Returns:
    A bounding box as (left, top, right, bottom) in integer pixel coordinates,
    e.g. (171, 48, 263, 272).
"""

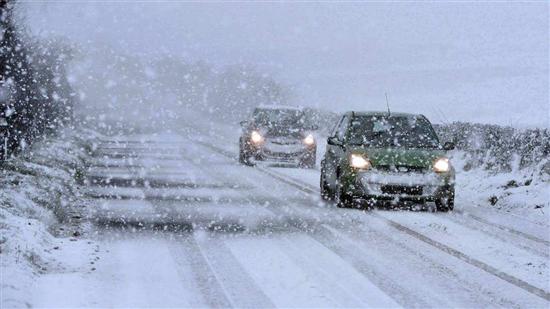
(453, 150, 549, 226)
(0, 128, 101, 308)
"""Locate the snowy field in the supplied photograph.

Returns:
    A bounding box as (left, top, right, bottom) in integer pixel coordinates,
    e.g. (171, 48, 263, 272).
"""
(1, 111, 548, 308)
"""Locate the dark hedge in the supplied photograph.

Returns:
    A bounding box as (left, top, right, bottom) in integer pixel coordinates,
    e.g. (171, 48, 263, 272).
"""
(1, 1, 75, 157)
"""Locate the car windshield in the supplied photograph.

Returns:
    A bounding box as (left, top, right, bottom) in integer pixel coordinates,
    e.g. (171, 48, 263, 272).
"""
(253, 109, 306, 128)
(348, 115, 440, 148)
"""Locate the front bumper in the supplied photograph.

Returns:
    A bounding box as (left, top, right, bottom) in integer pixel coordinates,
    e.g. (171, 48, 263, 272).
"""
(248, 139, 315, 162)
(349, 171, 454, 203)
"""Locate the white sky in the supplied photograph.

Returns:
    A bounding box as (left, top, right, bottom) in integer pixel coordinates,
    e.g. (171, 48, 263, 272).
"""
(21, 1, 549, 127)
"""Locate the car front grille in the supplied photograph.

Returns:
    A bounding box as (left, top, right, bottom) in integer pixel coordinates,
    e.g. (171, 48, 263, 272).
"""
(267, 138, 301, 145)
(262, 149, 303, 158)
(381, 185, 423, 195)
(375, 165, 427, 173)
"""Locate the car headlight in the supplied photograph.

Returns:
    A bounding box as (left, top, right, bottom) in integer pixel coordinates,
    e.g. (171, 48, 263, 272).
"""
(303, 134, 315, 146)
(350, 154, 371, 170)
(433, 157, 451, 173)
(250, 130, 263, 144)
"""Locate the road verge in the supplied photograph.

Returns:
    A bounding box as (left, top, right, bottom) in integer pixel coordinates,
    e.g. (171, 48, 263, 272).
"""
(0, 128, 100, 308)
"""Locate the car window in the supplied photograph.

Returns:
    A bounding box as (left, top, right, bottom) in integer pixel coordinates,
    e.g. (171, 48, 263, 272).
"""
(336, 115, 349, 141)
(348, 115, 440, 148)
(253, 109, 306, 128)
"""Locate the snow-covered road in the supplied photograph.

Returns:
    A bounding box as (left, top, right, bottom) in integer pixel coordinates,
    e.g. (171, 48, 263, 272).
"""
(29, 117, 549, 308)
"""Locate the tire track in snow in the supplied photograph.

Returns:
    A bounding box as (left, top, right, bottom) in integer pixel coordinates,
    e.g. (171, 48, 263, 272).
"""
(374, 213, 550, 302)
(168, 235, 234, 308)
(453, 209, 550, 246)
(193, 233, 276, 308)
(91, 140, 233, 308)
(143, 139, 276, 307)
(85, 146, 215, 307)
(439, 213, 549, 258)
(275, 235, 402, 308)
(311, 225, 506, 308)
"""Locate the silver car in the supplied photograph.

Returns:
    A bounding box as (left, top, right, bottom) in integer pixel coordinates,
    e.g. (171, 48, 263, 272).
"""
(239, 106, 317, 168)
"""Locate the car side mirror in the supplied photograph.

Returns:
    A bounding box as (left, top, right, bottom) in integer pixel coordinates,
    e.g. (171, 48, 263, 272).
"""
(239, 120, 248, 127)
(443, 142, 455, 151)
(327, 136, 340, 146)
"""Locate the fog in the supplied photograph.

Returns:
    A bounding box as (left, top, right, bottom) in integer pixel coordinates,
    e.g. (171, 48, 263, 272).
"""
(20, 2, 549, 127)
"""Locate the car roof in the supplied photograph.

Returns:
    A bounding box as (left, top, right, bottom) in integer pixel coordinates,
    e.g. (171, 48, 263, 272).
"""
(346, 111, 426, 118)
(256, 105, 303, 111)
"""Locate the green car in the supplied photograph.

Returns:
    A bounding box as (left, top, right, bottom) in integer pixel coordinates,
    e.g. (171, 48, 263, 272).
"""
(320, 112, 456, 211)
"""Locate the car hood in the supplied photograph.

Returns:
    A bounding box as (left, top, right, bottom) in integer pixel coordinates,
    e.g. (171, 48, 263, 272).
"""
(351, 146, 445, 169)
(257, 125, 306, 138)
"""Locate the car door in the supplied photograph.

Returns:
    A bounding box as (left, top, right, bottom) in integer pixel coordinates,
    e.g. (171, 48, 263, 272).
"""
(324, 114, 349, 189)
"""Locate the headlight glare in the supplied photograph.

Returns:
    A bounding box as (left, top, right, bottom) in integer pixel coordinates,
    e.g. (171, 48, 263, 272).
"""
(250, 131, 263, 144)
(350, 154, 371, 169)
(433, 157, 450, 173)
(303, 134, 315, 145)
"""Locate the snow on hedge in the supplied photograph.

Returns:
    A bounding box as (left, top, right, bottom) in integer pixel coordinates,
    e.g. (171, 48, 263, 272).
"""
(0, 129, 99, 308)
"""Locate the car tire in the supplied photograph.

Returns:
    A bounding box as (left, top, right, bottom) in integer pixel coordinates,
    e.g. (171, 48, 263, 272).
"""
(299, 151, 316, 169)
(435, 188, 455, 212)
(363, 199, 376, 210)
(300, 157, 315, 169)
(335, 179, 352, 208)
(0, 135, 8, 161)
(238, 140, 253, 166)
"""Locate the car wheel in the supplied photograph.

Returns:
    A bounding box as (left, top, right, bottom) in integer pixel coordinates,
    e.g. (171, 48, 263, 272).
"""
(299, 151, 316, 169)
(363, 198, 376, 210)
(238, 141, 253, 166)
(300, 157, 315, 169)
(335, 179, 352, 208)
(0, 135, 8, 161)
(435, 188, 455, 212)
